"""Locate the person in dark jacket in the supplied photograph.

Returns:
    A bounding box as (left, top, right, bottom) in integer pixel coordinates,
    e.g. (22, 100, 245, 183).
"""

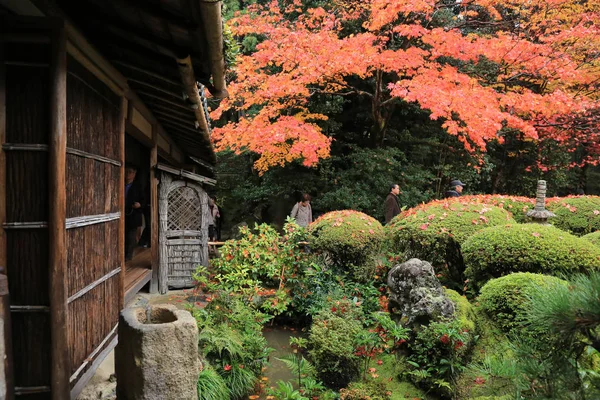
(125, 165, 145, 261)
(445, 179, 465, 198)
(384, 184, 401, 224)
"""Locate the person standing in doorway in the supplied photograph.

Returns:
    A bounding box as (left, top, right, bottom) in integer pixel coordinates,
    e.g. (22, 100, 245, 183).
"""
(125, 165, 145, 261)
(445, 179, 465, 198)
(384, 184, 401, 224)
(208, 197, 220, 241)
(290, 193, 313, 227)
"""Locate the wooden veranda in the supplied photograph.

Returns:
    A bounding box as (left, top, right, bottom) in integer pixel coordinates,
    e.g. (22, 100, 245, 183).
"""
(0, 0, 224, 398)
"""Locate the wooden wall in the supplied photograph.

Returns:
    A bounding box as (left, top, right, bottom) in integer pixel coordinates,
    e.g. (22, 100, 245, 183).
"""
(1, 17, 127, 399)
(64, 56, 123, 392)
(3, 40, 54, 399)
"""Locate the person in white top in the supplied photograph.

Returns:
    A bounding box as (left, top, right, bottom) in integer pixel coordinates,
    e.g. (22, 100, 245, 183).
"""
(208, 197, 220, 241)
(290, 193, 313, 227)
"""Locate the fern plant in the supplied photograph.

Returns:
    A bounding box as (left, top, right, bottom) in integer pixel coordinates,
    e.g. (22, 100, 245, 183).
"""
(198, 323, 245, 360)
(221, 364, 257, 400)
(266, 381, 309, 400)
(197, 366, 229, 400)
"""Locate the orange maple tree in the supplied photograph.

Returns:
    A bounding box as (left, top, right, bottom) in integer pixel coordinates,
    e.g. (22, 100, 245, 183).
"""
(211, 0, 600, 173)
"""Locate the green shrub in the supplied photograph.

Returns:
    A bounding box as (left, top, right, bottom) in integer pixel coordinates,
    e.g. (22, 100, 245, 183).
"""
(478, 273, 568, 337)
(445, 289, 476, 333)
(208, 220, 308, 292)
(583, 231, 600, 247)
(197, 219, 310, 315)
(308, 298, 363, 389)
(463, 224, 600, 290)
(547, 196, 600, 236)
(308, 210, 385, 280)
(404, 294, 477, 395)
(371, 354, 429, 400)
(405, 318, 474, 397)
(387, 198, 514, 287)
(197, 366, 229, 400)
(459, 195, 535, 223)
(191, 297, 270, 399)
(455, 313, 518, 399)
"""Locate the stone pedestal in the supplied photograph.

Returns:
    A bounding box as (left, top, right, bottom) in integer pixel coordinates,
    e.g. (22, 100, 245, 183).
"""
(116, 304, 199, 400)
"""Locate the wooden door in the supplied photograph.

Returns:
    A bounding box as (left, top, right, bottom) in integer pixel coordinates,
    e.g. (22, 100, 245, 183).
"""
(158, 172, 209, 293)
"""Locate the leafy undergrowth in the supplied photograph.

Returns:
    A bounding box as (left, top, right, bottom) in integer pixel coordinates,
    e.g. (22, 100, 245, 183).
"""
(373, 354, 431, 400)
(454, 311, 517, 399)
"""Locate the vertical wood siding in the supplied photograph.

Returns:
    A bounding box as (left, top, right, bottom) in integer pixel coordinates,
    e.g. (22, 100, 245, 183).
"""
(65, 56, 122, 385)
(4, 49, 53, 393)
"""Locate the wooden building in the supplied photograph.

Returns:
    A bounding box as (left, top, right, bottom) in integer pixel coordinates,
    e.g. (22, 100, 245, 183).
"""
(0, 0, 225, 398)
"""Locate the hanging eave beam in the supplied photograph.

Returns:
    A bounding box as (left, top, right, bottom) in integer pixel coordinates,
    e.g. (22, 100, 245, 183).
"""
(197, 0, 228, 98)
(175, 55, 214, 162)
(156, 162, 216, 186)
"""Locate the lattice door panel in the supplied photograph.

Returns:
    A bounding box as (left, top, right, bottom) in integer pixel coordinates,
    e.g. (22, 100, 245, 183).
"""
(159, 173, 210, 293)
(167, 186, 202, 231)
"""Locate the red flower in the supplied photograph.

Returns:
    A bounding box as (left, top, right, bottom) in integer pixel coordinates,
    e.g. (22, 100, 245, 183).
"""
(331, 307, 337, 313)
(440, 334, 450, 344)
(377, 360, 383, 365)
(454, 340, 464, 350)
(474, 376, 486, 385)
(224, 364, 232, 371)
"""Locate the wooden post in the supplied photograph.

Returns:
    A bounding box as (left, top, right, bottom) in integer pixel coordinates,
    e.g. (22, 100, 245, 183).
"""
(158, 173, 171, 294)
(0, 43, 6, 293)
(48, 21, 70, 400)
(0, 273, 13, 400)
(149, 126, 159, 293)
(118, 97, 127, 309)
(0, 43, 15, 400)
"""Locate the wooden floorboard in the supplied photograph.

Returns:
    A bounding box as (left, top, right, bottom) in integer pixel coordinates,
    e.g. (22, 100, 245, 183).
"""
(124, 247, 152, 304)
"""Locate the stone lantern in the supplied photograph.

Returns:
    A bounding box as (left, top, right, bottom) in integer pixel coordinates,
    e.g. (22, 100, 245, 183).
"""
(526, 180, 555, 224)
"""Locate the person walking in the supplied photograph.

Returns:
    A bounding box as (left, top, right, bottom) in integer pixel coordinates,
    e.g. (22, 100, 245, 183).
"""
(445, 179, 465, 198)
(290, 193, 313, 227)
(384, 184, 401, 224)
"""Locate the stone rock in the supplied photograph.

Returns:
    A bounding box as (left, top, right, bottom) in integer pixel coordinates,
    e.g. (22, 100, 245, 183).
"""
(77, 378, 116, 400)
(116, 305, 200, 400)
(387, 258, 454, 325)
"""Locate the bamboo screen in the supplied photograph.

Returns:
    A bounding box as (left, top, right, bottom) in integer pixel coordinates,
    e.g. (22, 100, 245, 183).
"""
(4, 42, 54, 395)
(65, 57, 122, 387)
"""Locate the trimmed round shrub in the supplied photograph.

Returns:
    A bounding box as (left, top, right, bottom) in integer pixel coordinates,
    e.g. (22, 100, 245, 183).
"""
(309, 210, 384, 277)
(460, 195, 535, 223)
(478, 273, 568, 336)
(387, 198, 514, 287)
(547, 196, 600, 236)
(463, 224, 600, 290)
(583, 231, 600, 247)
